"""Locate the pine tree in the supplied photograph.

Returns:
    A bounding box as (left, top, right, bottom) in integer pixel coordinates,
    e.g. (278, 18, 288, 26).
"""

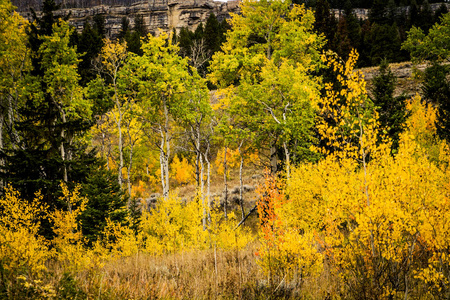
(418, 0, 434, 33)
(423, 63, 450, 142)
(370, 60, 407, 150)
(344, 0, 361, 51)
(125, 15, 148, 55)
(178, 26, 194, 58)
(369, 0, 388, 24)
(204, 13, 221, 53)
(335, 17, 352, 59)
(77, 18, 105, 85)
(314, 0, 338, 51)
(366, 23, 401, 65)
(434, 4, 449, 24)
(79, 167, 128, 246)
(117, 16, 130, 41)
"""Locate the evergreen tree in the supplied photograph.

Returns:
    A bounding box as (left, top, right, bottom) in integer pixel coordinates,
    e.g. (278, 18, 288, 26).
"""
(93, 14, 106, 37)
(117, 16, 130, 41)
(335, 17, 352, 59)
(1, 20, 95, 208)
(28, 0, 65, 76)
(369, 0, 388, 24)
(194, 22, 204, 40)
(408, 0, 420, 28)
(370, 60, 407, 150)
(133, 14, 147, 36)
(358, 19, 373, 66)
(423, 63, 450, 142)
(171, 28, 177, 44)
(314, 0, 338, 51)
(386, 0, 397, 25)
(0, 1, 97, 220)
(418, 0, 434, 33)
(219, 18, 231, 45)
(434, 4, 449, 24)
(366, 23, 401, 65)
(79, 167, 128, 246)
(124, 15, 148, 55)
(77, 18, 105, 85)
(204, 13, 221, 53)
(178, 26, 194, 58)
(344, 0, 361, 50)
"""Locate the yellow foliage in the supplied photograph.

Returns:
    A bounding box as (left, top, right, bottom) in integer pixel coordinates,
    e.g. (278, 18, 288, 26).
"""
(170, 154, 195, 185)
(139, 194, 253, 255)
(100, 38, 127, 75)
(208, 203, 254, 251)
(215, 147, 259, 176)
(404, 94, 444, 163)
(139, 195, 207, 254)
(131, 179, 150, 198)
(103, 219, 139, 258)
(256, 172, 323, 282)
(215, 147, 239, 176)
(51, 183, 92, 271)
(284, 111, 450, 297)
(317, 50, 382, 160)
(0, 186, 51, 281)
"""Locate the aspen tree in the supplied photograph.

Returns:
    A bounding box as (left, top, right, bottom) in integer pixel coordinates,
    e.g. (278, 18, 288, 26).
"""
(209, 0, 323, 177)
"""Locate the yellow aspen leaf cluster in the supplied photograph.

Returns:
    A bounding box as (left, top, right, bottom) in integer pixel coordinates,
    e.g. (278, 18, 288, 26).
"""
(170, 154, 195, 186)
(0, 186, 51, 282)
(208, 203, 254, 250)
(102, 218, 139, 258)
(317, 49, 382, 160)
(215, 147, 259, 176)
(215, 147, 240, 176)
(405, 94, 446, 163)
(256, 171, 323, 283)
(50, 183, 109, 272)
(138, 194, 253, 254)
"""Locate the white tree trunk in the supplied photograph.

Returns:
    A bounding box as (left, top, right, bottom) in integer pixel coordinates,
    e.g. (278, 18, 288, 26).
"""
(159, 128, 167, 198)
(200, 154, 206, 230)
(238, 141, 245, 220)
(206, 154, 211, 222)
(283, 141, 290, 181)
(112, 78, 124, 188)
(60, 109, 68, 183)
(160, 97, 171, 200)
(127, 141, 133, 197)
(223, 145, 228, 219)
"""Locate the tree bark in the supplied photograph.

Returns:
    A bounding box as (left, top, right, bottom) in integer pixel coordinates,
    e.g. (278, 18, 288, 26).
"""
(112, 76, 124, 188)
(238, 141, 245, 220)
(223, 145, 228, 219)
(60, 109, 68, 183)
(270, 144, 278, 174)
(283, 141, 290, 181)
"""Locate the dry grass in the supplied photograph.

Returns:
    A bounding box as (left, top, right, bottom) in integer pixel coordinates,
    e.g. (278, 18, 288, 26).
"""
(48, 242, 337, 299)
(56, 243, 261, 299)
(97, 245, 261, 299)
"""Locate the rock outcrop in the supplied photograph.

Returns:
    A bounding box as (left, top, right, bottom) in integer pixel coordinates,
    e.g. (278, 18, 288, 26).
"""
(19, 0, 240, 37)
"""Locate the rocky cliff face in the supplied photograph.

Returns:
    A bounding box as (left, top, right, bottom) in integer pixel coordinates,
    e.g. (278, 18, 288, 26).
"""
(19, 0, 240, 37)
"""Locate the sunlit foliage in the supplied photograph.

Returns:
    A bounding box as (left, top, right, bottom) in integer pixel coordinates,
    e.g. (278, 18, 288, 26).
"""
(0, 186, 51, 288)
